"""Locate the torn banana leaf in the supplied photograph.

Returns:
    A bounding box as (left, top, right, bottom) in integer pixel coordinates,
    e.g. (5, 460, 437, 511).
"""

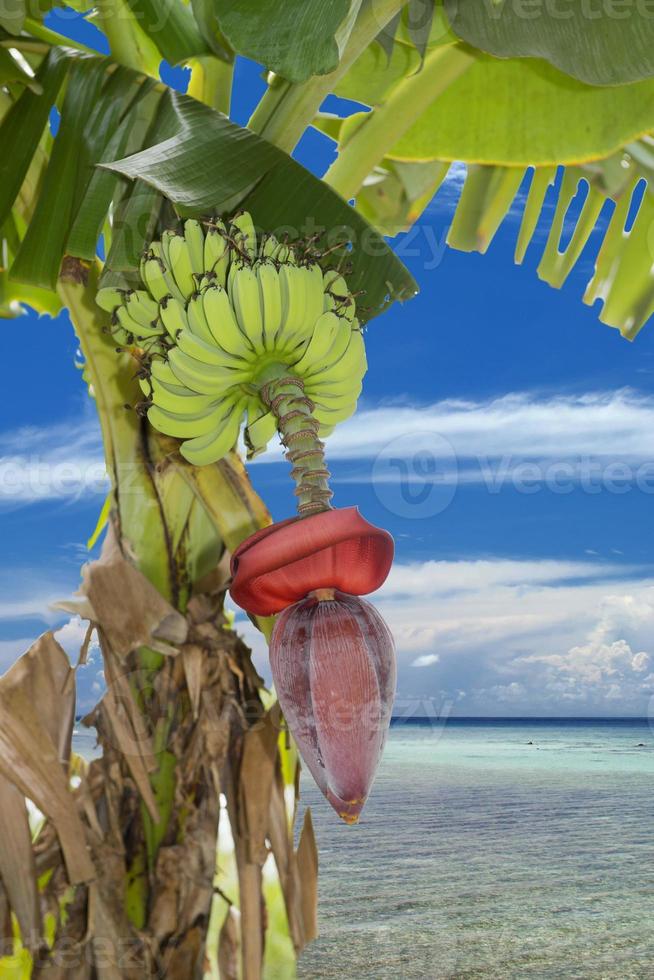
(0, 632, 94, 888)
(442, 149, 654, 340)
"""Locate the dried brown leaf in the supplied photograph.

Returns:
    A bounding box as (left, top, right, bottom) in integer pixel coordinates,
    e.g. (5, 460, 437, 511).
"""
(267, 772, 306, 952)
(0, 633, 94, 884)
(217, 906, 239, 980)
(94, 652, 159, 823)
(77, 623, 96, 667)
(60, 529, 187, 659)
(239, 715, 278, 866)
(0, 773, 41, 947)
(296, 809, 318, 945)
(181, 644, 204, 720)
(88, 882, 144, 980)
(84, 552, 187, 657)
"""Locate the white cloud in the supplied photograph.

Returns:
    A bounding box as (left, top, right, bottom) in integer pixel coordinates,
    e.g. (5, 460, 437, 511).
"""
(0, 416, 106, 505)
(330, 389, 654, 460)
(8, 389, 654, 504)
(253, 390, 654, 502)
(411, 653, 440, 668)
(371, 557, 654, 715)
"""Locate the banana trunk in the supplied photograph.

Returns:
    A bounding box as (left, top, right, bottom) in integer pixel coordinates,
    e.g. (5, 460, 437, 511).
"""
(8, 261, 317, 979)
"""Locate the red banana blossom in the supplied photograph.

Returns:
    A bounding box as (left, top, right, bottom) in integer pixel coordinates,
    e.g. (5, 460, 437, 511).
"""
(271, 590, 396, 823)
(230, 507, 394, 617)
(230, 507, 396, 822)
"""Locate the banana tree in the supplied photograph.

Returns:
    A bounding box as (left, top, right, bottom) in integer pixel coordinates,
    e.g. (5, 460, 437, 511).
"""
(1, 1, 654, 977)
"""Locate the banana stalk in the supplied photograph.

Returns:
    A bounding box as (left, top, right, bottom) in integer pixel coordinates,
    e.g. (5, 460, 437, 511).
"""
(58, 261, 298, 979)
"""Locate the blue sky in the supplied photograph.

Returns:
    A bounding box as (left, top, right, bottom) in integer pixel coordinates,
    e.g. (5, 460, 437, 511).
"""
(5, 11, 654, 717)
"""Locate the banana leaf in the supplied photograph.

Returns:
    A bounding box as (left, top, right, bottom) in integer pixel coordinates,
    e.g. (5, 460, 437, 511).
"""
(102, 92, 418, 318)
(444, 0, 654, 86)
(211, 0, 352, 83)
(440, 150, 654, 340)
(335, 42, 654, 167)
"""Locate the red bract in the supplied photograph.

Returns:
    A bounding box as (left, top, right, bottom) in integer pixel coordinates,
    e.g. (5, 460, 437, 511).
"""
(271, 590, 396, 823)
(229, 507, 394, 617)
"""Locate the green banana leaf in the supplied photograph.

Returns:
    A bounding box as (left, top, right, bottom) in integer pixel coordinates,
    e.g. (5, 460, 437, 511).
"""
(321, 23, 654, 339)
(335, 36, 423, 105)
(102, 92, 418, 318)
(0, 0, 26, 35)
(210, 0, 352, 83)
(377, 0, 456, 60)
(441, 150, 654, 340)
(0, 47, 70, 230)
(121, 0, 208, 65)
(336, 42, 654, 167)
(353, 159, 450, 237)
(444, 0, 654, 86)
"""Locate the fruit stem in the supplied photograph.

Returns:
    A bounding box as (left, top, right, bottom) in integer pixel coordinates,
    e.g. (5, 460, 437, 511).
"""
(261, 375, 333, 517)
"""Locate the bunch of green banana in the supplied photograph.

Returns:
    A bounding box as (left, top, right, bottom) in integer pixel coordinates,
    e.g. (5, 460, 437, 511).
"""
(96, 212, 366, 466)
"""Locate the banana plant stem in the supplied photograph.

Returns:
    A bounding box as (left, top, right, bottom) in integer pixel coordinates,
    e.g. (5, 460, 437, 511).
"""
(187, 55, 233, 115)
(247, 0, 410, 152)
(324, 44, 475, 201)
(262, 376, 333, 516)
(23, 17, 95, 53)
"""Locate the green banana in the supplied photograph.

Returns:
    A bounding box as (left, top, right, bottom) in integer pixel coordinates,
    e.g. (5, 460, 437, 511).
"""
(109, 324, 132, 347)
(196, 274, 216, 292)
(291, 312, 340, 376)
(150, 242, 186, 305)
(304, 264, 326, 331)
(126, 290, 159, 326)
(204, 225, 230, 285)
(184, 219, 205, 276)
(323, 329, 367, 384)
(148, 401, 230, 440)
(261, 234, 280, 259)
(169, 347, 247, 395)
(117, 305, 162, 340)
(229, 264, 265, 354)
(245, 408, 278, 458)
(151, 358, 179, 386)
(160, 296, 188, 340)
(140, 254, 169, 303)
(301, 315, 352, 378)
(256, 260, 283, 350)
(167, 234, 196, 300)
(203, 285, 255, 359)
(277, 263, 307, 350)
(313, 400, 358, 425)
(179, 397, 246, 466)
(186, 294, 215, 344)
(151, 378, 218, 414)
(100, 211, 367, 457)
(96, 287, 126, 313)
(323, 270, 355, 321)
(177, 328, 246, 370)
(309, 382, 363, 406)
(230, 212, 257, 260)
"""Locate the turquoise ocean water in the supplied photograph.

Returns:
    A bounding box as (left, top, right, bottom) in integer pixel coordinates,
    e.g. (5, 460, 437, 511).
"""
(298, 720, 654, 979)
(73, 719, 654, 977)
